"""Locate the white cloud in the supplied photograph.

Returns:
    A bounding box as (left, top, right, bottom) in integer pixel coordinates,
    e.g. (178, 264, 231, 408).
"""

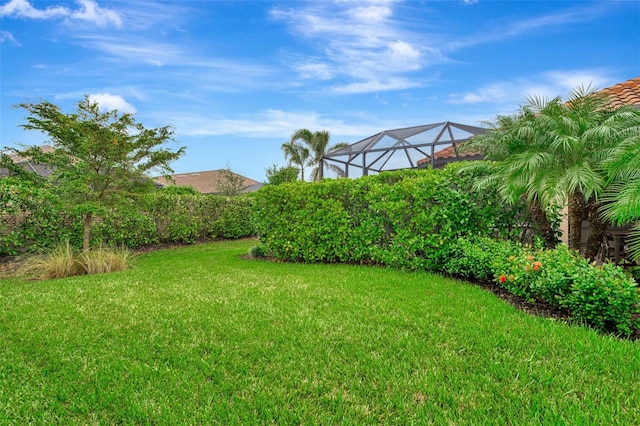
(0, 0, 68, 19)
(69, 0, 122, 28)
(447, 69, 617, 106)
(271, 1, 437, 92)
(169, 109, 376, 138)
(0, 30, 19, 45)
(331, 77, 422, 94)
(295, 62, 334, 80)
(88, 93, 137, 114)
(0, 0, 122, 27)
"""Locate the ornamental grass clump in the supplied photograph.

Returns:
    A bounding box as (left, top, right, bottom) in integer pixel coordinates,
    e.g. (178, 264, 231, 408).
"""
(77, 245, 134, 275)
(19, 241, 84, 279)
(19, 242, 134, 280)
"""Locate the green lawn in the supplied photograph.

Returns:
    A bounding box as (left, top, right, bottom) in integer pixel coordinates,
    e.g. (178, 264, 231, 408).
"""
(1, 239, 638, 424)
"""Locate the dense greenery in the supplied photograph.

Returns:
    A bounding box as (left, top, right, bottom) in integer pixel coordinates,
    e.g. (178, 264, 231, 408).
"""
(1, 240, 638, 424)
(0, 181, 256, 255)
(10, 96, 185, 251)
(443, 236, 639, 335)
(253, 163, 526, 267)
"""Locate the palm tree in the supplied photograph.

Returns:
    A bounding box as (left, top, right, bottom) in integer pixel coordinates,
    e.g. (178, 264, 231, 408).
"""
(600, 110, 640, 259)
(289, 129, 348, 181)
(462, 110, 560, 249)
(465, 87, 636, 257)
(281, 140, 310, 181)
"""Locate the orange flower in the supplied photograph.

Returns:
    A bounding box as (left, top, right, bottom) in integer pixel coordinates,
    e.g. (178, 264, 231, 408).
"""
(499, 275, 507, 283)
(526, 255, 534, 261)
(509, 275, 515, 281)
(533, 261, 542, 272)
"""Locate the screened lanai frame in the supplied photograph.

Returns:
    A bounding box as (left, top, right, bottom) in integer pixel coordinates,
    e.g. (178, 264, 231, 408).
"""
(320, 121, 487, 179)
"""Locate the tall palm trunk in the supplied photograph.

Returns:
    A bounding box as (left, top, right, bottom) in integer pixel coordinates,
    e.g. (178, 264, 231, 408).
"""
(567, 191, 585, 252)
(528, 199, 557, 249)
(585, 199, 607, 260)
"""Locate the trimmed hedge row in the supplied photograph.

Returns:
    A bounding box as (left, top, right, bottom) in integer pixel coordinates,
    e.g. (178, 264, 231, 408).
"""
(253, 163, 523, 268)
(0, 178, 256, 255)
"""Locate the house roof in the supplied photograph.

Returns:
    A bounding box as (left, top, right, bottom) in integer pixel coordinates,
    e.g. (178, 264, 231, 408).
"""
(0, 145, 56, 179)
(155, 169, 260, 194)
(600, 76, 640, 108)
(416, 144, 483, 167)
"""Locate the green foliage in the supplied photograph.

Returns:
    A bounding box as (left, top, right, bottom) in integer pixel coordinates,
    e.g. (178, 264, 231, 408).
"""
(0, 187, 257, 254)
(254, 164, 521, 267)
(564, 263, 639, 335)
(0, 177, 74, 255)
(265, 163, 299, 185)
(12, 96, 185, 251)
(442, 236, 523, 282)
(493, 244, 639, 335)
(213, 165, 246, 196)
(160, 185, 200, 195)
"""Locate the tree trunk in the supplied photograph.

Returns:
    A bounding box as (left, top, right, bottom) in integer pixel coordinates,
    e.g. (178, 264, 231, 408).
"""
(585, 199, 607, 260)
(83, 213, 93, 253)
(567, 191, 585, 252)
(528, 199, 557, 249)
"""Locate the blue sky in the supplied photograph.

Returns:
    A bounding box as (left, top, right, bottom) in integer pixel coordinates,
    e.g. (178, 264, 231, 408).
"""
(1, 0, 639, 181)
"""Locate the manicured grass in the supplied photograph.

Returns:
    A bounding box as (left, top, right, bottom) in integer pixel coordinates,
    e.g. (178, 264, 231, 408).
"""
(1, 239, 639, 424)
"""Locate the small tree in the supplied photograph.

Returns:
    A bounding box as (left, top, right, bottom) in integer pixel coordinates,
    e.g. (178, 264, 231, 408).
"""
(265, 163, 299, 185)
(213, 165, 245, 196)
(11, 96, 185, 252)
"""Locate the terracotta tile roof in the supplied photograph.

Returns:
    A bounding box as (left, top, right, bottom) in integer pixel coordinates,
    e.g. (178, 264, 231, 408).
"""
(416, 143, 482, 167)
(600, 76, 640, 108)
(155, 169, 260, 194)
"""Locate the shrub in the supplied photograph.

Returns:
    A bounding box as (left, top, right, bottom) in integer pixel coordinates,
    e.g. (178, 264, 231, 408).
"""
(494, 243, 640, 335)
(442, 236, 523, 282)
(253, 164, 523, 267)
(563, 263, 639, 335)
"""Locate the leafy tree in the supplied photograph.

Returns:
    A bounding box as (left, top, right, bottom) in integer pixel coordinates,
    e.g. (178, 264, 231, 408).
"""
(288, 129, 348, 181)
(9, 96, 185, 252)
(265, 163, 299, 185)
(213, 165, 246, 196)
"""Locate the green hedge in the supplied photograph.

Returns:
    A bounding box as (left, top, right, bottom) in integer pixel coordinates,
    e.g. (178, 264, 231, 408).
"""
(253, 163, 523, 268)
(0, 178, 257, 255)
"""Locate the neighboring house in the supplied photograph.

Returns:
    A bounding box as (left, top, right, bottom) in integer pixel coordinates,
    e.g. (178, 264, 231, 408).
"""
(0, 145, 56, 179)
(155, 169, 262, 194)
